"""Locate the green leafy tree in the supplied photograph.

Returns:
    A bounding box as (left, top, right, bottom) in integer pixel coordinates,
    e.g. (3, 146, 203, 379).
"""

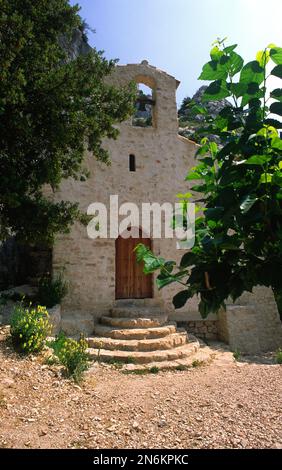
(0, 0, 135, 244)
(136, 39, 282, 319)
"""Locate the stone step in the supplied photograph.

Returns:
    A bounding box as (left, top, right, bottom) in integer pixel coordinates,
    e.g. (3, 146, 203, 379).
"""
(100, 316, 169, 328)
(94, 324, 177, 340)
(110, 306, 165, 319)
(87, 331, 187, 352)
(87, 336, 200, 364)
(114, 298, 164, 308)
(121, 347, 214, 372)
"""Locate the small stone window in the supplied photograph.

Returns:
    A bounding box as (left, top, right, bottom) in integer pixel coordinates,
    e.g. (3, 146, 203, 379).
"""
(132, 83, 155, 128)
(129, 154, 136, 172)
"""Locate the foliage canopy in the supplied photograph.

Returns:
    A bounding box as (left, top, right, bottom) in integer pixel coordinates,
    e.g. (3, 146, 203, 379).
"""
(136, 39, 282, 318)
(0, 0, 135, 244)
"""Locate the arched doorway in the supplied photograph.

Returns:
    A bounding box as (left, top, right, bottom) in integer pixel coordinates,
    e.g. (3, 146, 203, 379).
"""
(115, 229, 153, 299)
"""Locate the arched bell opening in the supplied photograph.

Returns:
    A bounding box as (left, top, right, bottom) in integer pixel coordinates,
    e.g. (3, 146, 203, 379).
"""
(132, 76, 157, 128)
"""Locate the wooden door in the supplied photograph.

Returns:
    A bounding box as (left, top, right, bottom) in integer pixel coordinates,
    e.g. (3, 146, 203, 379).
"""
(115, 231, 152, 299)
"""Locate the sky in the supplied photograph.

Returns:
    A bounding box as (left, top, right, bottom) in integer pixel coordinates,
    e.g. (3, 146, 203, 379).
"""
(71, 0, 282, 106)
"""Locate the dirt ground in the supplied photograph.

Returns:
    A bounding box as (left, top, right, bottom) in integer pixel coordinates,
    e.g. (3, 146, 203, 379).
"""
(0, 325, 281, 449)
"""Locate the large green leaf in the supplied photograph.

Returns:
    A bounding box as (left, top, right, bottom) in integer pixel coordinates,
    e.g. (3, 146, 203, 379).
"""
(223, 44, 238, 54)
(229, 82, 246, 98)
(143, 255, 165, 274)
(198, 157, 214, 167)
(199, 53, 243, 82)
(256, 50, 270, 67)
(272, 171, 282, 185)
(271, 65, 282, 78)
(247, 82, 261, 94)
(210, 45, 223, 61)
(134, 244, 166, 274)
(199, 300, 210, 318)
(245, 155, 271, 165)
(161, 260, 176, 274)
(260, 173, 273, 183)
(270, 89, 282, 102)
(205, 207, 224, 221)
(185, 170, 203, 181)
(270, 47, 282, 65)
(156, 275, 176, 289)
(189, 104, 208, 116)
(270, 102, 282, 116)
(240, 61, 264, 86)
(228, 51, 244, 76)
(271, 137, 282, 150)
(241, 83, 264, 107)
(156, 271, 187, 289)
(134, 243, 150, 262)
(191, 184, 208, 192)
(173, 290, 192, 309)
(180, 251, 198, 268)
(209, 141, 218, 156)
(219, 236, 241, 250)
(198, 60, 228, 80)
(202, 80, 230, 102)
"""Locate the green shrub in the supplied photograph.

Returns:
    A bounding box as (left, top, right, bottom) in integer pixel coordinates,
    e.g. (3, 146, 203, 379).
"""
(125, 355, 136, 364)
(233, 349, 241, 361)
(38, 272, 68, 308)
(175, 364, 188, 371)
(107, 359, 123, 369)
(49, 333, 90, 382)
(276, 348, 282, 364)
(192, 359, 204, 368)
(10, 304, 51, 353)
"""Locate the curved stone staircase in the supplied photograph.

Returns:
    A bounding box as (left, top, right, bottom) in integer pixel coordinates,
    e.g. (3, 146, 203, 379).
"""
(87, 300, 212, 371)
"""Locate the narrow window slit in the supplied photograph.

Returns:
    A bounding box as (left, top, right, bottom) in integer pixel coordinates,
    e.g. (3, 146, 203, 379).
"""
(129, 154, 136, 172)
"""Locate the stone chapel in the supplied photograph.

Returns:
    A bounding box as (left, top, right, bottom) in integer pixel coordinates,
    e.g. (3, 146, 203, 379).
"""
(53, 61, 198, 328)
(51, 61, 282, 359)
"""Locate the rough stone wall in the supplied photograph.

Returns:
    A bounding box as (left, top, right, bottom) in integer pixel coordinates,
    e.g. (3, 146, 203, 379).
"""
(218, 287, 282, 353)
(52, 61, 200, 328)
(178, 320, 218, 341)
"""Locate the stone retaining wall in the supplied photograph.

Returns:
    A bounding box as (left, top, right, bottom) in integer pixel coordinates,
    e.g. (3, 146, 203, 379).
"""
(178, 320, 218, 341)
(217, 287, 282, 354)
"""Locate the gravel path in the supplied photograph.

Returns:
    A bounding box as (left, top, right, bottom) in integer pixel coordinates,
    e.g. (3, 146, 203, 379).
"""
(0, 326, 281, 449)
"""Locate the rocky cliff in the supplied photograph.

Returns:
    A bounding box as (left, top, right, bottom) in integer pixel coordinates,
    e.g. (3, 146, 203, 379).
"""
(178, 85, 230, 142)
(59, 27, 92, 60)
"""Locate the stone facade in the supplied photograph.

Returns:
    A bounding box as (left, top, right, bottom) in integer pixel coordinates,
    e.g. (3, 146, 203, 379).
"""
(51, 61, 282, 352)
(52, 61, 201, 332)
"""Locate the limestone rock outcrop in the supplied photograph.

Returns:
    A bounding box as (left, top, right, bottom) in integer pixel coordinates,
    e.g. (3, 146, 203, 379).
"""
(178, 85, 230, 142)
